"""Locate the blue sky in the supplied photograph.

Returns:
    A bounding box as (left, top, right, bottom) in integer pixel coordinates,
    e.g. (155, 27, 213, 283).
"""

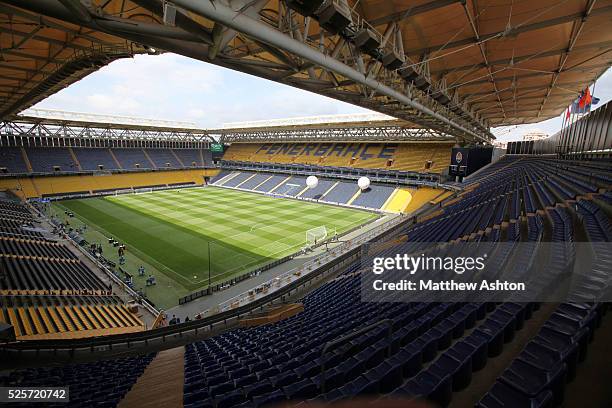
(32, 53, 611, 142)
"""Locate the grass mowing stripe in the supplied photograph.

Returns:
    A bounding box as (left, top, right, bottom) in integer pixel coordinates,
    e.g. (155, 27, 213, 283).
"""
(117, 191, 372, 245)
(115, 192, 345, 241)
(79, 198, 272, 276)
(115, 195, 312, 243)
(63, 200, 213, 286)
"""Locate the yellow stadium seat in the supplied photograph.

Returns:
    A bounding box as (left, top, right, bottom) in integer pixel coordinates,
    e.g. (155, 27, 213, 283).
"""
(223, 142, 453, 174)
(47, 307, 67, 332)
(17, 308, 34, 336)
(88, 305, 112, 328)
(7, 308, 22, 337)
(118, 305, 142, 326)
(99, 305, 121, 327)
(28, 307, 45, 335)
(62, 306, 84, 331)
(108, 305, 130, 327)
(38, 308, 57, 334)
(55, 306, 76, 331)
(82, 306, 102, 329)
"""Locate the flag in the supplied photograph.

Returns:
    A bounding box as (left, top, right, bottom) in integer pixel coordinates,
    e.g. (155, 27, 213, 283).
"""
(571, 100, 589, 114)
(570, 101, 580, 114)
(579, 87, 592, 108)
(565, 108, 570, 120)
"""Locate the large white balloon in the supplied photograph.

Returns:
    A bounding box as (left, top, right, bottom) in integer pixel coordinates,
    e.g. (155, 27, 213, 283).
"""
(357, 176, 370, 190)
(306, 175, 319, 189)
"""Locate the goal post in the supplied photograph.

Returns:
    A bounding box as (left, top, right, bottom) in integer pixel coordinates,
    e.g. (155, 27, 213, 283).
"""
(113, 188, 133, 197)
(133, 187, 153, 195)
(306, 226, 327, 246)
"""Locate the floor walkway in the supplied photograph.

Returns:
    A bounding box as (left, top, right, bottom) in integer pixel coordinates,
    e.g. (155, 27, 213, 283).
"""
(118, 346, 185, 408)
(563, 309, 612, 407)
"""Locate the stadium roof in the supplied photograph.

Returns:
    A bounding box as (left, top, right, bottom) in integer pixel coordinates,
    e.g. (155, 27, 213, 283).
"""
(219, 113, 397, 129)
(21, 108, 199, 129)
(3, 1, 612, 143)
(5, 109, 449, 143)
(6, 109, 212, 142)
(0, 3, 147, 118)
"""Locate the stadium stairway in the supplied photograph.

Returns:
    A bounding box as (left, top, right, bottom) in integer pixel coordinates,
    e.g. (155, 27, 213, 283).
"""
(67, 148, 82, 171)
(118, 346, 185, 408)
(562, 311, 612, 406)
(141, 149, 157, 169)
(108, 148, 124, 169)
(171, 149, 185, 167)
(448, 302, 561, 407)
(215, 171, 241, 186)
(21, 147, 33, 173)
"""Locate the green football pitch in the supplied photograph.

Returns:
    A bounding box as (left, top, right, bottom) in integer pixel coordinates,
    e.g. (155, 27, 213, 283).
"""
(54, 187, 377, 303)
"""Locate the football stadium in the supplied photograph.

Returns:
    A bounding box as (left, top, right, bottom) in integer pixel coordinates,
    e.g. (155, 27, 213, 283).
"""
(0, 1, 611, 407)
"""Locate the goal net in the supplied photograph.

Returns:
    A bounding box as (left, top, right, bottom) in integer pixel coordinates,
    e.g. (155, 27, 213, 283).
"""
(306, 226, 327, 246)
(114, 188, 133, 196)
(133, 187, 154, 195)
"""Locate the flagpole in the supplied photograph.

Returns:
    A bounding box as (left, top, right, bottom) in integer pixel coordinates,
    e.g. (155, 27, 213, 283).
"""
(564, 103, 574, 158)
(589, 82, 596, 114)
(567, 103, 576, 158)
(559, 108, 567, 157)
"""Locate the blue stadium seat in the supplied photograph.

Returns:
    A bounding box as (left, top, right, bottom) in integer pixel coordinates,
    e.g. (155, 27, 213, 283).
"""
(499, 359, 566, 406)
(463, 331, 489, 370)
(429, 353, 472, 391)
(215, 389, 247, 408)
(362, 360, 403, 393)
(396, 371, 453, 407)
(283, 378, 318, 399)
(477, 381, 553, 408)
(243, 380, 274, 399)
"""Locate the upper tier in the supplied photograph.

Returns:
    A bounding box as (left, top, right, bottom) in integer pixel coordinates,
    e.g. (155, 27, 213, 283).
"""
(0, 148, 213, 174)
(222, 142, 454, 174)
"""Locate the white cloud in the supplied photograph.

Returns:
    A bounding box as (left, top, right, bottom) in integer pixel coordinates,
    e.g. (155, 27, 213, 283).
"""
(86, 93, 141, 113)
(34, 53, 225, 120)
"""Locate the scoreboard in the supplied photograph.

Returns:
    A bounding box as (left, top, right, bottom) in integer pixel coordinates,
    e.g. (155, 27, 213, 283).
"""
(210, 143, 224, 153)
(210, 143, 224, 160)
(448, 146, 493, 179)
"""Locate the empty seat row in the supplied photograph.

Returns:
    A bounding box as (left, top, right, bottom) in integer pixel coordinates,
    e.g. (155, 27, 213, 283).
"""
(0, 147, 212, 173)
(1, 354, 155, 407)
(0, 296, 144, 339)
